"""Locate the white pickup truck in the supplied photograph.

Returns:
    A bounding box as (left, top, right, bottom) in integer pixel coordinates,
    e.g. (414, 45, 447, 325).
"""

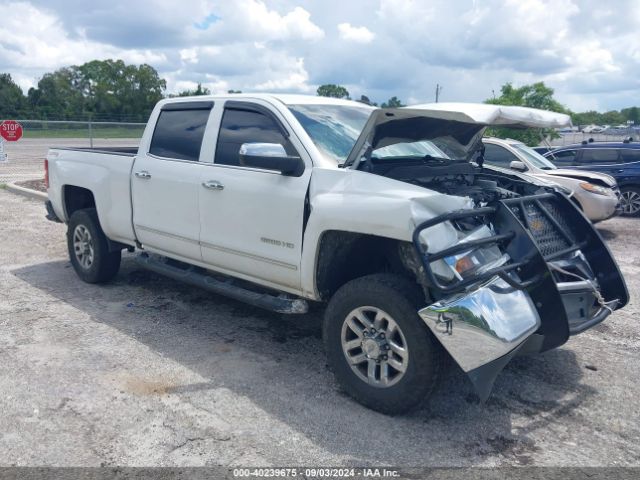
(45, 95, 628, 414)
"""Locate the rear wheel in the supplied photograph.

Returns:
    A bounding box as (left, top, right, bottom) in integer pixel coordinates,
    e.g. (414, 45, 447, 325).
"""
(619, 186, 640, 217)
(323, 274, 443, 414)
(67, 208, 121, 283)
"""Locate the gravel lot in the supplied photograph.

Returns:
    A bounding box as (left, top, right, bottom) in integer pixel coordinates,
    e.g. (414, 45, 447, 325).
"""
(1, 189, 639, 467)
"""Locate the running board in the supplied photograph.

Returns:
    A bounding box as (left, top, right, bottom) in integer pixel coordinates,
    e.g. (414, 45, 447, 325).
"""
(135, 253, 309, 314)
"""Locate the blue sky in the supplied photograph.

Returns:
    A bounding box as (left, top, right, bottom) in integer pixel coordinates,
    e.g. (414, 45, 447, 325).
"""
(1, 0, 639, 112)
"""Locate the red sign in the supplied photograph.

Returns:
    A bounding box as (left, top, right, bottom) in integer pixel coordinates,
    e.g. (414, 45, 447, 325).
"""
(0, 120, 23, 142)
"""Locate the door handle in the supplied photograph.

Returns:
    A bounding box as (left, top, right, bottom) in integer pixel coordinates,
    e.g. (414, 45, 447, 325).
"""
(135, 170, 152, 179)
(615, 169, 625, 173)
(202, 180, 224, 191)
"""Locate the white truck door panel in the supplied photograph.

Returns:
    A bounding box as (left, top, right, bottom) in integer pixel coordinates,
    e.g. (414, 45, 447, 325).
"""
(199, 103, 311, 290)
(132, 156, 205, 260)
(132, 103, 213, 261)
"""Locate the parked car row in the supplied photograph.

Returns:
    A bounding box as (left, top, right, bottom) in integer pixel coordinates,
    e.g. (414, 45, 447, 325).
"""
(481, 138, 620, 222)
(543, 142, 640, 217)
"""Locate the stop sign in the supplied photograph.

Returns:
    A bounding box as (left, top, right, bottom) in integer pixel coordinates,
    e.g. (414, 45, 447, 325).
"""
(0, 120, 23, 142)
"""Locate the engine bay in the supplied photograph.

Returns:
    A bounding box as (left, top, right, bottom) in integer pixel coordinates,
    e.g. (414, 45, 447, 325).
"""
(359, 158, 550, 206)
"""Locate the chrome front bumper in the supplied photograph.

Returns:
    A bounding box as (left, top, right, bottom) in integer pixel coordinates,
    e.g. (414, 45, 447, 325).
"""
(418, 277, 540, 373)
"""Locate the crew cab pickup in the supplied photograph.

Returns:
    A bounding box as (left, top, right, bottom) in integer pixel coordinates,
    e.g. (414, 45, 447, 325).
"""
(45, 95, 629, 414)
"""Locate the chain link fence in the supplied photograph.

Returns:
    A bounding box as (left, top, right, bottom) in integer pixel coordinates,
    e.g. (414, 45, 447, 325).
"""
(0, 120, 145, 184)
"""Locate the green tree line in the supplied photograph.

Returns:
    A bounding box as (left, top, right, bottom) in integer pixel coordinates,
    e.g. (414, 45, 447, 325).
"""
(1, 59, 638, 132)
(1, 60, 167, 122)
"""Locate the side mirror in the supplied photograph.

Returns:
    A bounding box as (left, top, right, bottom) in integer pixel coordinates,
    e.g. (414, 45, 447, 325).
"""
(510, 160, 527, 172)
(238, 143, 304, 176)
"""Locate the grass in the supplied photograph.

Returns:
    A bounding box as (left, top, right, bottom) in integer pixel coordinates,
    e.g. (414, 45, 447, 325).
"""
(0, 183, 6, 189)
(22, 127, 145, 139)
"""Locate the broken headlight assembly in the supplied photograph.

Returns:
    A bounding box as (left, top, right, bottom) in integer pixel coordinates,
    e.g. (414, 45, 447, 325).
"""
(442, 225, 510, 281)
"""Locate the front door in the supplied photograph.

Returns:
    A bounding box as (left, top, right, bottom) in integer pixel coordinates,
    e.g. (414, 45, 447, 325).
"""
(198, 102, 311, 291)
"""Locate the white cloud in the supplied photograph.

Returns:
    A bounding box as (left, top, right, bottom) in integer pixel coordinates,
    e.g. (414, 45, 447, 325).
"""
(1, 0, 639, 111)
(208, 0, 324, 42)
(337, 23, 374, 44)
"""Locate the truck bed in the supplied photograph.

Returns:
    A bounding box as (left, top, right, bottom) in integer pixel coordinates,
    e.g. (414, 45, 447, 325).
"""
(53, 146, 138, 156)
(47, 146, 138, 246)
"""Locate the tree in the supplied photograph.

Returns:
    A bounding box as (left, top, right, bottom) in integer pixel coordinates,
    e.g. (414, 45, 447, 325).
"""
(0, 74, 26, 118)
(622, 106, 639, 125)
(571, 110, 601, 126)
(356, 94, 377, 106)
(25, 59, 166, 121)
(485, 82, 567, 146)
(227, 89, 242, 94)
(76, 60, 166, 120)
(381, 96, 404, 108)
(317, 84, 350, 99)
(27, 68, 85, 119)
(178, 83, 211, 96)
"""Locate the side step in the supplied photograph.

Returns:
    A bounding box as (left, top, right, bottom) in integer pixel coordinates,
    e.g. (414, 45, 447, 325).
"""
(135, 253, 309, 314)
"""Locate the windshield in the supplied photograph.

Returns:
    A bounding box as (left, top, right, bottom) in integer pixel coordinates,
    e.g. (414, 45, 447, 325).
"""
(372, 139, 469, 162)
(511, 143, 557, 170)
(287, 104, 373, 164)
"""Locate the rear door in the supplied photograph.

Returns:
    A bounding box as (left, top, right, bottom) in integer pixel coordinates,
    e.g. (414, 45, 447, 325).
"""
(197, 100, 312, 291)
(573, 148, 622, 176)
(131, 101, 213, 261)
(615, 149, 640, 185)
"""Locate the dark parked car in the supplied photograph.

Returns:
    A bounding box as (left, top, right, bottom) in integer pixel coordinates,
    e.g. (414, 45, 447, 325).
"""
(532, 146, 556, 156)
(545, 142, 640, 216)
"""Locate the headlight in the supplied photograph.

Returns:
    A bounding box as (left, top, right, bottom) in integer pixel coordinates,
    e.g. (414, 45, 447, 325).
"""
(444, 245, 506, 280)
(580, 182, 610, 196)
(441, 226, 509, 281)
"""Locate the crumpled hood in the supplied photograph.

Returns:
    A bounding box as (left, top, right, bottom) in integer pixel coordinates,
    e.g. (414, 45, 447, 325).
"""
(344, 103, 572, 168)
(544, 168, 617, 187)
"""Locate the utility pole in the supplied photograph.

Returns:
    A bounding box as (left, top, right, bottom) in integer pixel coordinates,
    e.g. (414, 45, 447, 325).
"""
(435, 84, 442, 103)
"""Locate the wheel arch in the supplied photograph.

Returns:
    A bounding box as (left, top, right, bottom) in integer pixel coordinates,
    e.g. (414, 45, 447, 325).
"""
(63, 185, 96, 220)
(312, 230, 427, 302)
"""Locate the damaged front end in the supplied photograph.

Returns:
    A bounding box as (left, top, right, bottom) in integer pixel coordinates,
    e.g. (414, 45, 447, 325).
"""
(413, 192, 629, 400)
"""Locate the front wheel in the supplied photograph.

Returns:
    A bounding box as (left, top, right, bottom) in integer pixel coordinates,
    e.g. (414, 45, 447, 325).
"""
(619, 186, 640, 217)
(67, 208, 121, 283)
(323, 274, 443, 414)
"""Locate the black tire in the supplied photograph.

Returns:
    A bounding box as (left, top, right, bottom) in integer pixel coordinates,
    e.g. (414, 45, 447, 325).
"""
(619, 186, 640, 217)
(323, 274, 442, 415)
(67, 208, 121, 283)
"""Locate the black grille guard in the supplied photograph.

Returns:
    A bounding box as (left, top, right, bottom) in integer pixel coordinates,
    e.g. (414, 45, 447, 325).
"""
(413, 191, 629, 351)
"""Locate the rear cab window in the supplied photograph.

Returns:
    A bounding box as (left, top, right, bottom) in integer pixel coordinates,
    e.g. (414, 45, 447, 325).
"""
(149, 102, 213, 161)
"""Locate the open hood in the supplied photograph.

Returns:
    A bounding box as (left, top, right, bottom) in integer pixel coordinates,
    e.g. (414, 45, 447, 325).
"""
(410, 103, 572, 129)
(344, 103, 572, 168)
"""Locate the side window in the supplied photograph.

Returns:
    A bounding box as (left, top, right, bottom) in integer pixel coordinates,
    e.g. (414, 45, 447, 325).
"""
(547, 149, 576, 166)
(149, 108, 210, 161)
(482, 143, 519, 167)
(620, 149, 640, 163)
(215, 108, 296, 166)
(579, 149, 620, 164)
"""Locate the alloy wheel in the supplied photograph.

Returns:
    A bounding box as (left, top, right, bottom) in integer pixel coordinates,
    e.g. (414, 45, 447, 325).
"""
(341, 306, 409, 388)
(73, 224, 94, 269)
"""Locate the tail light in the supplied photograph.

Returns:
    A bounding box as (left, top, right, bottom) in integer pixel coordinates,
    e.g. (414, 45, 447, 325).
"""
(44, 159, 49, 189)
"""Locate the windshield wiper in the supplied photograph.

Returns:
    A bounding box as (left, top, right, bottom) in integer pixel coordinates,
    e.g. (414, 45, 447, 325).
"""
(421, 155, 451, 164)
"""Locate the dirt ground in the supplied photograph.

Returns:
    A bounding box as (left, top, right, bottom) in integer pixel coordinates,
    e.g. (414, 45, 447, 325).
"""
(0, 189, 639, 467)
